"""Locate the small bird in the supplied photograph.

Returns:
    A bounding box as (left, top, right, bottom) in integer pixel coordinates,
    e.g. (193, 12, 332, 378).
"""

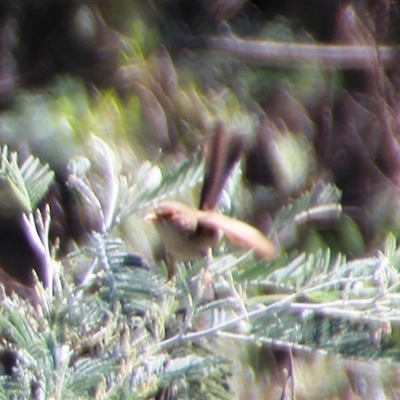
(145, 124, 276, 278)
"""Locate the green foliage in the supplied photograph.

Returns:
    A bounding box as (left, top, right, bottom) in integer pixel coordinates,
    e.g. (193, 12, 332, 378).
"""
(0, 146, 54, 216)
(0, 119, 399, 397)
(0, 141, 236, 398)
(118, 155, 204, 220)
(2, 2, 400, 398)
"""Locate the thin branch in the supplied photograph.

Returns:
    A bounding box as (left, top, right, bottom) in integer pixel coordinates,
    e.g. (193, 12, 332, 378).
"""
(182, 37, 400, 70)
(152, 290, 302, 352)
(216, 331, 327, 355)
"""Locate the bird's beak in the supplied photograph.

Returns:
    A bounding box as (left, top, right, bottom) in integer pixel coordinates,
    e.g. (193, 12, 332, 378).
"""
(144, 212, 157, 222)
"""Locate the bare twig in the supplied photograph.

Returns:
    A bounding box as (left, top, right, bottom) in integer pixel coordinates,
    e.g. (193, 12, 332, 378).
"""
(184, 37, 400, 70)
(151, 290, 302, 352)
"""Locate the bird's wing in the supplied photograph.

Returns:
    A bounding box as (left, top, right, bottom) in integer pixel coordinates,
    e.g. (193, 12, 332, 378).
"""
(197, 211, 276, 259)
(199, 123, 245, 211)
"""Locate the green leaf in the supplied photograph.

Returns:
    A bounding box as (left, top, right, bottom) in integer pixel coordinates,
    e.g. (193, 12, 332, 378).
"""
(0, 147, 54, 217)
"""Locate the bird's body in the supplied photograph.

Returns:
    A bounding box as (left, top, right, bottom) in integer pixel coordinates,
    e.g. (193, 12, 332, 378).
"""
(145, 201, 220, 261)
(145, 124, 277, 275)
(146, 200, 276, 262)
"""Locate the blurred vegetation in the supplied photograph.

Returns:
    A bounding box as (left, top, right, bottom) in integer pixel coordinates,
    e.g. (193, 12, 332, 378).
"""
(0, 0, 399, 399)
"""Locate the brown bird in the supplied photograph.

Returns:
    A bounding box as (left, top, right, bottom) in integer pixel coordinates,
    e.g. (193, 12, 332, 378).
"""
(145, 124, 276, 277)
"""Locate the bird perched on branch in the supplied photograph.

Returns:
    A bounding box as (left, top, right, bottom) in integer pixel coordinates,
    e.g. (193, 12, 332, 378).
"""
(145, 124, 276, 278)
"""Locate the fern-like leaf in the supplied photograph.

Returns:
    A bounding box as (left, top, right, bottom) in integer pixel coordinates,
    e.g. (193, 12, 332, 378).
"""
(0, 146, 54, 217)
(117, 155, 204, 221)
